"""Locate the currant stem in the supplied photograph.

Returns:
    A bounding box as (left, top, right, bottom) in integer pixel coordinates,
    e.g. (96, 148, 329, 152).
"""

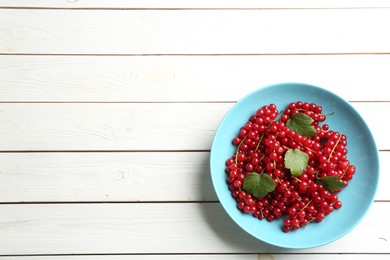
(320, 111, 335, 117)
(304, 146, 316, 153)
(235, 135, 248, 164)
(254, 155, 266, 172)
(294, 199, 313, 219)
(340, 162, 350, 179)
(327, 134, 343, 163)
(293, 176, 302, 182)
(274, 110, 284, 121)
(254, 133, 265, 152)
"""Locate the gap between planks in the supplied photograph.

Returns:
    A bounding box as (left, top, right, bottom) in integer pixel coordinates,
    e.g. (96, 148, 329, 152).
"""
(0, 201, 219, 204)
(1, 7, 390, 10)
(0, 101, 388, 104)
(0, 201, 386, 204)
(0, 150, 210, 153)
(0, 150, 388, 153)
(2, 53, 390, 56)
(0, 252, 389, 257)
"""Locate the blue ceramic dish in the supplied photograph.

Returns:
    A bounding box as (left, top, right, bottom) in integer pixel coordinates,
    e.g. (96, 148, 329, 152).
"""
(210, 82, 379, 249)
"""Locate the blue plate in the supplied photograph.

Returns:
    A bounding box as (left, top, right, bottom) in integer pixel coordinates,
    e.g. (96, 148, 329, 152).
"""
(210, 82, 379, 249)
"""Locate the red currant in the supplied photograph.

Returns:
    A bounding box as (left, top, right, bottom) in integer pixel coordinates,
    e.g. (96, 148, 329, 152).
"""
(226, 102, 354, 232)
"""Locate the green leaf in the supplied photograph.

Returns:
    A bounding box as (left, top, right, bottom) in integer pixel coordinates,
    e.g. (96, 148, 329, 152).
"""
(242, 172, 275, 198)
(317, 176, 346, 192)
(284, 149, 309, 176)
(286, 113, 317, 138)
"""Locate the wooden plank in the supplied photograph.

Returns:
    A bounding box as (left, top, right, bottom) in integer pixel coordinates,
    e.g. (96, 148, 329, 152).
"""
(0, 103, 230, 151)
(0, 103, 387, 151)
(0, 202, 388, 255)
(1, 9, 390, 54)
(0, 152, 214, 202)
(1, 0, 390, 9)
(0, 151, 387, 202)
(0, 255, 389, 260)
(1, 55, 390, 102)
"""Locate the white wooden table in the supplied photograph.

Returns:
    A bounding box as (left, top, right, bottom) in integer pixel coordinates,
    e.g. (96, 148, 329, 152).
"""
(0, 1, 389, 259)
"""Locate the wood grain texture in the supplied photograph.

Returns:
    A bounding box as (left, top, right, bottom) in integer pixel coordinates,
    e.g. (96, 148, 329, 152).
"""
(1, 9, 390, 54)
(0, 2, 388, 258)
(0, 203, 388, 255)
(0, 152, 214, 202)
(0, 103, 230, 151)
(1, 55, 390, 102)
(0, 255, 389, 260)
(1, 0, 390, 8)
(0, 103, 387, 151)
(0, 151, 387, 202)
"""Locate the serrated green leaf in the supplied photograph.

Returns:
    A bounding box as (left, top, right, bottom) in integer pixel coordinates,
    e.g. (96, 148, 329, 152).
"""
(242, 172, 275, 198)
(284, 149, 309, 176)
(317, 176, 346, 192)
(286, 113, 317, 138)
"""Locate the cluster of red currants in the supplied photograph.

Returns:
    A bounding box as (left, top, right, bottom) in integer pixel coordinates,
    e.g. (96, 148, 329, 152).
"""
(225, 101, 356, 232)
